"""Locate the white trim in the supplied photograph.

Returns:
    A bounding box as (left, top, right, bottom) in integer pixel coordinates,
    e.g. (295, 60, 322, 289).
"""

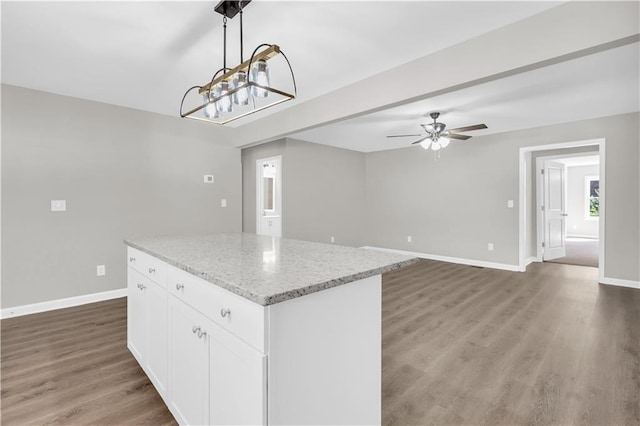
(519, 138, 605, 283)
(566, 234, 599, 239)
(0, 288, 127, 319)
(600, 277, 640, 290)
(360, 246, 521, 272)
(525, 256, 539, 267)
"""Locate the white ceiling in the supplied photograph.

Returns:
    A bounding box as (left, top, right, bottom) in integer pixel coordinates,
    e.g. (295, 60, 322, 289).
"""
(291, 42, 640, 152)
(2, 1, 561, 127)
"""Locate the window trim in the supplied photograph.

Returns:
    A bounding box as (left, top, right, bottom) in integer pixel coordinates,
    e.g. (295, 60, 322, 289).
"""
(585, 175, 600, 221)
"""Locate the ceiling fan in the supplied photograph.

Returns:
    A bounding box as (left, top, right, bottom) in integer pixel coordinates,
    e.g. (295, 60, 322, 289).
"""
(387, 112, 487, 151)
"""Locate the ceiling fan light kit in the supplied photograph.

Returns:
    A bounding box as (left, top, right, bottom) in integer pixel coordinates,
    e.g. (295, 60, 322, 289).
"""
(387, 112, 487, 153)
(180, 0, 297, 125)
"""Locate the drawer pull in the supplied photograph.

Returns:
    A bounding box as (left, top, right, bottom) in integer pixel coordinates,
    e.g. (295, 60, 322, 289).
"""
(192, 326, 200, 334)
(176, 283, 184, 291)
(148, 267, 156, 274)
(197, 329, 207, 339)
(220, 308, 231, 318)
(137, 283, 146, 291)
(129, 257, 136, 262)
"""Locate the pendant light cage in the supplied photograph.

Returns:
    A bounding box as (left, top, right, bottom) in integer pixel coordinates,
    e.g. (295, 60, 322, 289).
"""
(180, 2, 297, 125)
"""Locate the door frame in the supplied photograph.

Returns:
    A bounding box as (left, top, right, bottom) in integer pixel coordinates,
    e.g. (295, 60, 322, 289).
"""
(256, 155, 282, 236)
(535, 153, 598, 262)
(518, 138, 605, 283)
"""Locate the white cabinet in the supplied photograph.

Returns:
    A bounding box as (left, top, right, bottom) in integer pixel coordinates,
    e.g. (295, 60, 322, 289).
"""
(127, 268, 168, 397)
(168, 296, 210, 426)
(209, 321, 266, 425)
(167, 294, 266, 426)
(146, 278, 168, 396)
(127, 269, 147, 363)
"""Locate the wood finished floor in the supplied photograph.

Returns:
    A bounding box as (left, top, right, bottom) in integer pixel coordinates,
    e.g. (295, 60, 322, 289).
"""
(2, 260, 639, 425)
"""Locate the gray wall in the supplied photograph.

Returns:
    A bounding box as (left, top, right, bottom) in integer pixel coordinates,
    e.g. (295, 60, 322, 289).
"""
(242, 138, 366, 247)
(366, 113, 639, 281)
(2, 85, 242, 308)
(566, 165, 600, 238)
(243, 113, 638, 282)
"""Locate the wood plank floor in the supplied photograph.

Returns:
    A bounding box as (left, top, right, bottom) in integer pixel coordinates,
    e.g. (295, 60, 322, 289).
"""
(2, 260, 639, 425)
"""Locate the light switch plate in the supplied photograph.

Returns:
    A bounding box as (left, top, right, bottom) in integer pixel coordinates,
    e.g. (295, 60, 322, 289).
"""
(507, 200, 514, 208)
(97, 265, 106, 276)
(203, 175, 214, 183)
(407, 236, 412, 243)
(51, 200, 66, 212)
(221, 199, 227, 207)
(488, 243, 494, 251)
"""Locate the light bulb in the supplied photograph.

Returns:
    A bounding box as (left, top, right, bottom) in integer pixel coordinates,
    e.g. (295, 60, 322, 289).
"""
(251, 59, 270, 98)
(215, 81, 232, 114)
(420, 140, 432, 150)
(439, 137, 450, 148)
(202, 93, 218, 119)
(431, 142, 442, 151)
(232, 71, 250, 106)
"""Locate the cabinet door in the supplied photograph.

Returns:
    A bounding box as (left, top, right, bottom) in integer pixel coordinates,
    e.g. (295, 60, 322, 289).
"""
(146, 280, 168, 397)
(169, 296, 209, 426)
(209, 322, 266, 425)
(127, 269, 147, 363)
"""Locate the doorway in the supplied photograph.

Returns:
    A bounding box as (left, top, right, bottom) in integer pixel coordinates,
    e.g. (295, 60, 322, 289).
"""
(256, 156, 282, 237)
(518, 139, 605, 282)
(536, 154, 600, 268)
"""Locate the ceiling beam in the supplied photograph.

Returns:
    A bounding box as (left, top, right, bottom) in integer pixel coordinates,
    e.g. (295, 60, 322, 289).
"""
(229, 1, 639, 148)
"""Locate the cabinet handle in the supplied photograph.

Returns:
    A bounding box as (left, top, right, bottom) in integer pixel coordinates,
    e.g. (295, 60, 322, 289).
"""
(220, 308, 231, 318)
(148, 267, 155, 274)
(197, 329, 207, 339)
(192, 326, 200, 334)
(129, 257, 136, 262)
(176, 283, 184, 291)
(137, 283, 146, 291)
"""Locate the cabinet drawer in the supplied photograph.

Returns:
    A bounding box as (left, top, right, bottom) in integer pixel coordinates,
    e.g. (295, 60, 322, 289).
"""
(127, 247, 167, 288)
(167, 264, 266, 352)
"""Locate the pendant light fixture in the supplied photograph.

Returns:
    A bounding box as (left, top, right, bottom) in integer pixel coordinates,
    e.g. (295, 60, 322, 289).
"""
(180, 1, 297, 125)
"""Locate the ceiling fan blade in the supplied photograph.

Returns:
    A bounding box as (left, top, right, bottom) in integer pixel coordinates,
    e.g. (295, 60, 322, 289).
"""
(411, 137, 429, 145)
(446, 133, 472, 140)
(446, 124, 488, 133)
(386, 134, 422, 138)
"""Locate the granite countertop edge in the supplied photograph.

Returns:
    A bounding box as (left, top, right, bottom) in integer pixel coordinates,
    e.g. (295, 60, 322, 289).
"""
(124, 239, 419, 306)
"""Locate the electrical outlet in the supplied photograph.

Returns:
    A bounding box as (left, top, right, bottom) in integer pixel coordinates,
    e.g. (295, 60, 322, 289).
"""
(97, 265, 106, 276)
(407, 236, 412, 243)
(221, 199, 227, 207)
(488, 243, 494, 251)
(331, 236, 335, 243)
(203, 175, 214, 183)
(51, 200, 66, 212)
(507, 200, 514, 208)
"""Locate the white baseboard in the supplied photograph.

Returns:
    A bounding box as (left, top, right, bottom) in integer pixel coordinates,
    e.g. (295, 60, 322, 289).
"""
(525, 256, 539, 267)
(600, 277, 640, 290)
(360, 246, 521, 272)
(566, 234, 599, 239)
(1, 288, 127, 319)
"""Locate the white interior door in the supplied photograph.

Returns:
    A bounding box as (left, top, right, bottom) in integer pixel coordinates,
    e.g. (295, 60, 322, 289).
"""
(256, 156, 282, 237)
(543, 160, 567, 260)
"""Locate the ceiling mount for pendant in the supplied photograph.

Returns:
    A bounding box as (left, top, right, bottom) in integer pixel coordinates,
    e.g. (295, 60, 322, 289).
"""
(180, 0, 297, 125)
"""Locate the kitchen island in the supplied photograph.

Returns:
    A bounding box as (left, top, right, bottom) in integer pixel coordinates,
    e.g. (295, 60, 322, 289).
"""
(125, 233, 417, 425)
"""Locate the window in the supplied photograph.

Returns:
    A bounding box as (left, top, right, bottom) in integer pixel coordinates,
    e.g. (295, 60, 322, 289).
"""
(585, 175, 599, 219)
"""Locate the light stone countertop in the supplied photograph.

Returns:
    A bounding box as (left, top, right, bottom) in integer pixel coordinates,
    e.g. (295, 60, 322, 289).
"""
(124, 233, 419, 306)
